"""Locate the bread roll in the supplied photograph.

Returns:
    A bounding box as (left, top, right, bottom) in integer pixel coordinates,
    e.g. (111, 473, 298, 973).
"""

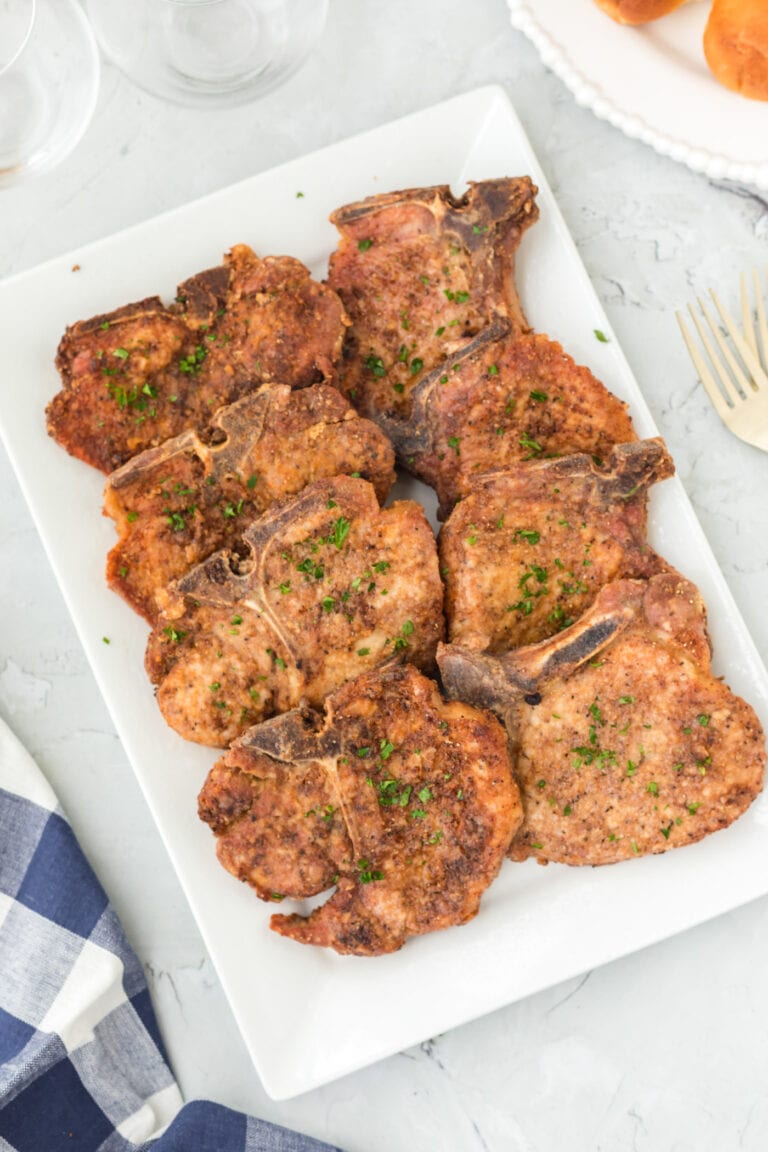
(704, 0, 768, 100)
(593, 0, 692, 25)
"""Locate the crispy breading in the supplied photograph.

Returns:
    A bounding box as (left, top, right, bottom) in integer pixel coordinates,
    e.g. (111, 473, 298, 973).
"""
(438, 575, 766, 866)
(198, 664, 522, 956)
(48, 244, 349, 473)
(381, 325, 638, 519)
(146, 476, 444, 747)
(104, 383, 395, 623)
(440, 440, 674, 652)
(327, 179, 538, 423)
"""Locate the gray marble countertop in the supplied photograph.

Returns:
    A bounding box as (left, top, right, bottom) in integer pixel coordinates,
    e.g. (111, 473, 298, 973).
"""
(2, 1, 768, 1148)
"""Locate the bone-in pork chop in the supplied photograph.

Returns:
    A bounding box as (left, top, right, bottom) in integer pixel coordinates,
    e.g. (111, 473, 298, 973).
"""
(198, 664, 522, 956)
(146, 476, 444, 747)
(438, 575, 765, 865)
(327, 179, 538, 424)
(440, 439, 674, 652)
(381, 322, 638, 519)
(48, 244, 348, 473)
(104, 383, 395, 623)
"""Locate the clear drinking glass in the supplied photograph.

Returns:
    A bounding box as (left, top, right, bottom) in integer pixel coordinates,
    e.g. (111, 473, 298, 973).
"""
(0, 0, 100, 189)
(85, 0, 329, 109)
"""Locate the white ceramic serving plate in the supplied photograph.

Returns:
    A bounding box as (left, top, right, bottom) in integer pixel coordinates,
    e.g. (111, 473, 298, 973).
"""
(2, 85, 768, 1101)
(509, 1, 768, 189)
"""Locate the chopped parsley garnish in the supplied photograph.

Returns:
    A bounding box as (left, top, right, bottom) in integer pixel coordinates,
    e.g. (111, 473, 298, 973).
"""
(179, 344, 207, 374)
(519, 433, 543, 458)
(357, 859, 383, 883)
(697, 714, 711, 727)
(380, 739, 394, 760)
(331, 516, 351, 549)
(321, 597, 335, 613)
(594, 329, 609, 343)
(246, 474, 258, 489)
(357, 647, 370, 657)
(364, 353, 386, 378)
(514, 528, 540, 545)
(162, 626, 187, 643)
(447, 436, 461, 456)
(392, 620, 414, 651)
(358, 238, 373, 251)
(529, 390, 548, 402)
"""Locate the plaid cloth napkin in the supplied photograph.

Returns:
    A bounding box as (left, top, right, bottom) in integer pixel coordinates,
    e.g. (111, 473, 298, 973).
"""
(0, 715, 343, 1152)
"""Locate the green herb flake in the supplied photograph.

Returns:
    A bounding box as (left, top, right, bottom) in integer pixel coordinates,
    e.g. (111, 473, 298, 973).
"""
(594, 329, 609, 343)
(364, 353, 386, 378)
(357, 858, 383, 883)
(358, 238, 373, 251)
(162, 626, 187, 643)
(331, 516, 351, 550)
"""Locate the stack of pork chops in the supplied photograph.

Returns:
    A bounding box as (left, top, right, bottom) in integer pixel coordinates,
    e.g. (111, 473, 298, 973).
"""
(47, 179, 766, 958)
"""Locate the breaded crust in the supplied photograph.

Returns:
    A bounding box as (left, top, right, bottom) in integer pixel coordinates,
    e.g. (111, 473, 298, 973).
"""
(438, 575, 766, 866)
(48, 244, 349, 472)
(198, 664, 522, 956)
(380, 325, 638, 519)
(104, 383, 395, 623)
(146, 476, 444, 747)
(327, 178, 538, 423)
(440, 439, 675, 651)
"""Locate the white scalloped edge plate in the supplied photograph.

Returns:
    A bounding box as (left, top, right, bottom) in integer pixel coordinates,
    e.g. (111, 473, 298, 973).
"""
(509, 0, 768, 189)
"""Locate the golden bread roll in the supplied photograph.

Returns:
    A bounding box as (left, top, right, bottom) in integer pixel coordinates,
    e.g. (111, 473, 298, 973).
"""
(593, 0, 692, 25)
(704, 0, 768, 100)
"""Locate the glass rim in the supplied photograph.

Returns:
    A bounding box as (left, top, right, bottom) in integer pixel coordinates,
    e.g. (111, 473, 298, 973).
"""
(0, 0, 36, 78)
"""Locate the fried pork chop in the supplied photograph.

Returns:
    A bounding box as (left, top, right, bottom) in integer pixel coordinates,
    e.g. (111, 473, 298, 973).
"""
(381, 322, 638, 519)
(198, 664, 521, 956)
(438, 575, 765, 866)
(146, 476, 444, 747)
(327, 178, 539, 423)
(104, 383, 395, 623)
(48, 244, 348, 473)
(440, 439, 674, 652)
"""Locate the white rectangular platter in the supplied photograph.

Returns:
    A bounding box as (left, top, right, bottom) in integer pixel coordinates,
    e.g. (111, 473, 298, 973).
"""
(2, 86, 768, 1101)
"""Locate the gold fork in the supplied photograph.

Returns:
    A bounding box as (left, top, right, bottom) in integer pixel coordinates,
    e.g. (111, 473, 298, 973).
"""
(677, 269, 768, 453)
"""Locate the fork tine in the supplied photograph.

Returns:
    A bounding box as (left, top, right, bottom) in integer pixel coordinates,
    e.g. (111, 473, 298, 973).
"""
(711, 289, 768, 391)
(754, 267, 768, 374)
(701, 295, 754, 396)
(742, 272, 757, 357)
(677, 311, 734, 421)
(686, 302, 741, 407)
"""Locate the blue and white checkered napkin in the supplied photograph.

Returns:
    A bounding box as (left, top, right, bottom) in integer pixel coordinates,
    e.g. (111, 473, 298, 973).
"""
(0, 716, 343, 1152)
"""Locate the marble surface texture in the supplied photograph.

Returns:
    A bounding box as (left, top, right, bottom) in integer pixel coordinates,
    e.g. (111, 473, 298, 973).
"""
(2, 1, 768, 1149)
